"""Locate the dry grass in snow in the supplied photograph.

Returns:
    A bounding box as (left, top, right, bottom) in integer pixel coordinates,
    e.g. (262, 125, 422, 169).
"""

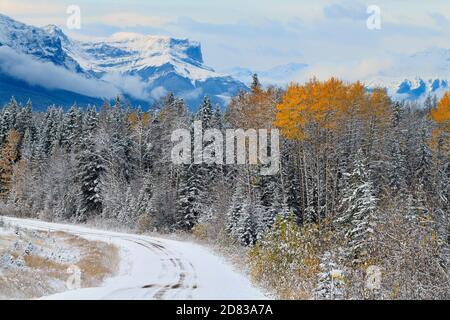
(0, 220, 119, 299)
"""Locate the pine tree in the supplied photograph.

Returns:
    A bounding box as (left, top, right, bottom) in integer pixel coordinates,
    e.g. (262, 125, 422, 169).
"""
(76, 141, 104, 221)
(386, 102, 407, 195)
(61, 105, 82, 152)
(15, 100, 33, 136)
(257, 174, 287, 237)
(175, 97, 216, 230)
(20, 128, 34, 161)
(33, 108, 60, 164)
(251, 73, 261, 93)
(280, 140, 302, 221)
(0, 97, 19, 145)
(313, 252, 345, 300)
(117, 186, 135, 227)
(415, 127, 433, 194)
(76, 115, 104, 221)
(197, 96, 213, 129)
(138, 173, 153, 208)
(337, 149, 378, 265)
(387, 137, 407, 195)
(83, 106, 98, 133)
(105, 99, 136, 182)
(226, 180, 248, 237)
(177, 164, 204, 231)
(237, 200, 257, 246)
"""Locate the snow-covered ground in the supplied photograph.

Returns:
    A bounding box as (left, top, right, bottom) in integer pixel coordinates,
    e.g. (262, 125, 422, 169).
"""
(1, 217, 266, 300)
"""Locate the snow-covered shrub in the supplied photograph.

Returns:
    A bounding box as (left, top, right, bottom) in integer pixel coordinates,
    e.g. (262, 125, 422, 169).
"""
(312, 251, 346, 300)
(24, 241, 35, 256)
(192, 223, 208, 241)
(136, 214, 152, 233)
(0, 253, 25, 270)
(249, 214, 328, 299)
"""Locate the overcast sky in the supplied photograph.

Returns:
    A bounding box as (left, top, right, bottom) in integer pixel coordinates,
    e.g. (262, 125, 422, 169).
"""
(1, 0, 449, 77)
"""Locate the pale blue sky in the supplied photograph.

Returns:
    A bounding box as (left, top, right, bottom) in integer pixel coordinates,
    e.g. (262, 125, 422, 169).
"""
(2, 0, 449, 78)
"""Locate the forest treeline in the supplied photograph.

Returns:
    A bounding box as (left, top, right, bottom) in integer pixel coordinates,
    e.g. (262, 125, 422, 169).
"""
(0, 76, 448, 299)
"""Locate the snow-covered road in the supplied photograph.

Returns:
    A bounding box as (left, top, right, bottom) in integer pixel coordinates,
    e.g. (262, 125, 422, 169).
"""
(1, 217, 266, 300)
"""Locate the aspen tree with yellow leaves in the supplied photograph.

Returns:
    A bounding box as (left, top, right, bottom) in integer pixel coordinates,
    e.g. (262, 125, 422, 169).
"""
(430, 91, 450, 152)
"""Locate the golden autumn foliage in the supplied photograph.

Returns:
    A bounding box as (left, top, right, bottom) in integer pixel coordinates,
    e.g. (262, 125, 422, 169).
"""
(368, 88, 391, 119)
(430, 91, 450, 127)
(274, 78, 391, 141)
(128, 111, 151, 130)
(430, 91, 450, 151)
(226, 85, 281, 130)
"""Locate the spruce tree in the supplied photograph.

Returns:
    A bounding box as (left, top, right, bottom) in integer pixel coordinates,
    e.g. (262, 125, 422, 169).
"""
(76, 116, 104, 221)
(177, 164, 204, 231)
(337, 149, 378, 265)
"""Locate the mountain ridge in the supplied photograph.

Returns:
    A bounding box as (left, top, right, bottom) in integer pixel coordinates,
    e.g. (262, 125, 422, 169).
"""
(0, 14, 247, 110)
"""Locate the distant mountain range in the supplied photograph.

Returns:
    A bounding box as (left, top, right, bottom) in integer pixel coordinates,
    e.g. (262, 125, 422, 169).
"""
(0, 13, 448, 111)
(0, 14, 247, 110)
(226, 48, 450, 102)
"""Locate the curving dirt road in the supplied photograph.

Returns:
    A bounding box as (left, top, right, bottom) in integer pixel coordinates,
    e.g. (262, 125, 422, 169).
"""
(1, 217, 266, 300)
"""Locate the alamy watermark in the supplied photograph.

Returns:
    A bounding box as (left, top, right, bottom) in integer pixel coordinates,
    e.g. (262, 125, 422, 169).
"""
(367, 5, 381, 30)
(365, 265, 382, 290)
(66, 5, 81, 30)
(171, 121, 280, 175)
(66, 265, 82, 290)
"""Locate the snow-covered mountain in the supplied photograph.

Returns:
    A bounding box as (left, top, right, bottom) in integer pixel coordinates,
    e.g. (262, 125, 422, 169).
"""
(366, 77, 449, 101)
(1, 13, 448, 109)
(0, 14, 82, 73)
(228, 47, 450, 102)
(363, 48, 450, 101)
(0, 14, 247, 110)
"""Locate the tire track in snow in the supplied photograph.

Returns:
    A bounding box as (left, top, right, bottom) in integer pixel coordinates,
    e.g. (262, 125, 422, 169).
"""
(2, 217, 199, 300)
(1, 217, 266, 300)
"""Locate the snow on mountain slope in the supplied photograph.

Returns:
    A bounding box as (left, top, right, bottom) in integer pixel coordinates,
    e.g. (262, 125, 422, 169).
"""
(363, 48, 450, 101)
(2, 217, 266, 300)
(229, 47, 450, 102)
(0, 14, 247, 110)
(365, 76, 449, 101)
(90, 34, 216, 79)
(0, 14, 82, 73)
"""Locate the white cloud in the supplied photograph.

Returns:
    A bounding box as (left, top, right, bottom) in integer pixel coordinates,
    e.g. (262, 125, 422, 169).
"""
(90, 13, 170, 28)
(180, 87, 203, 101)
(298, 57, 395, 82)
(323, 0, 367, 20)
(150, 86, 168, 100)
(0, 46, 119, 98)
(101, 72, 149, 100)
(0, 0, 64, 15)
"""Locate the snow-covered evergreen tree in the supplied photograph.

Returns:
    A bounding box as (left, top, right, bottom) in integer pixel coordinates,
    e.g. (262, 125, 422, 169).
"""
(415, 127, 433, 194)
(337, 149, 378, 265)
(251, 73, 261, 92)
(177, 164, 204, 231)
(15, 99, 33, 136)
(61, 105, 82, 152)
(237, 200, 257, 246)
(0, 97, 19, 145)
(313, 252, 345, 300)
(76, 117, 104, 221)
(226, 180, 248, 238)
